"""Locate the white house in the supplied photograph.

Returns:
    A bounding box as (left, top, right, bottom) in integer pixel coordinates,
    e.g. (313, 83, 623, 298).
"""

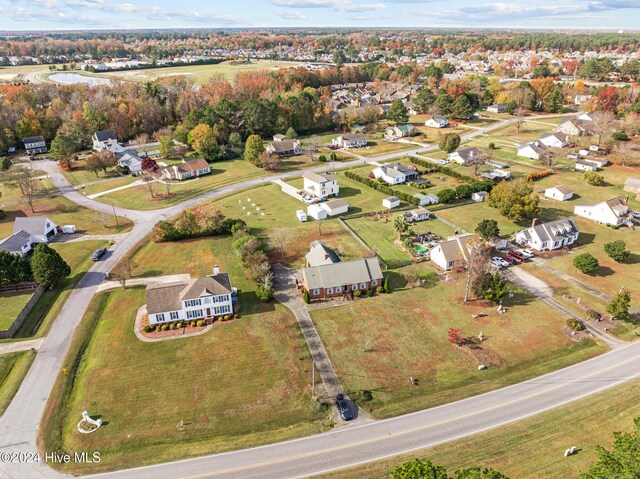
(574, 196, 632, 227)
(583, 157, 608, 168)
(515, 218, 580, 252)
(332, 133, 368, 149)
(471, 191, 489, 202)
(449, 147, 482, 166)
(266, 139, 302, 157)
(540, 132, 570, 148)
(544, 185, 573, 201)
(307, 204, 328, 220)
(161, 158, 211, 181)
(0, 230, 33, 256)
(557, 118, 591, 137)
(430, 234, 474, 271)
(574, 95, 591, 105)
(146, 267, 235, 325)
(414, 193, 439, 206)
(518, 141, 549, 161)
(425, 115, 449, 128)
(487, 104, 506, 113)
(372, 163, 418, 185)
(117, 150, 143, 173)
(302, 171, 339, 199)
(13, 216, 58, 243)
(385, 124, 416, 139)
(382, 196, 400, 209)
(320, 199, 349, 217)
(403, 208, 431, 223)
(23, 136, 47, 155)
(575, 160, 598, 172)
(92, 130, 118, 151)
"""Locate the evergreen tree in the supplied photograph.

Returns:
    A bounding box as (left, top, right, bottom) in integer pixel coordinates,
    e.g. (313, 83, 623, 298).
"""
(606, 290, 631, 321)
(439, 133, 461, 153)
(548, 88, 564, 113)
(451, 94, 475, 120)
(31, 244, 71, 287)
(386, 99, 409, 124)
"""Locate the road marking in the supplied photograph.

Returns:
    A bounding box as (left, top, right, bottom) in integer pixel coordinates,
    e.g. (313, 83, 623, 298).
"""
(180, 351, 640, 479)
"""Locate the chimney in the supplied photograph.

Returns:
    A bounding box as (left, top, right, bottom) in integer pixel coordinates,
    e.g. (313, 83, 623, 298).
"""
(532, 218, 539, 228)
(213, 265, 220, 276)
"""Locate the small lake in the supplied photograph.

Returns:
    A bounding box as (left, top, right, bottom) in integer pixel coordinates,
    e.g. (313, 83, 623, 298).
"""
(48, 73, 112, 86)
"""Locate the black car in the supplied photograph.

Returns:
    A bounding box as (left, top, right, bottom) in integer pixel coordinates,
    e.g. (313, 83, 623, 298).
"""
(91, 247, 107, 261)
(336, 393, 353, 421)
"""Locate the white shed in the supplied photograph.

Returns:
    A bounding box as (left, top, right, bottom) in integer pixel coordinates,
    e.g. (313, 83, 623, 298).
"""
(544, 186, 573, 201)
(471, 191, 488, 203)
(319, 199, 349, 217)
(307, 204, 327, 220)
(296, 210, 308, 222)
(61, 225, 77, 234)
(382, 196, 400, 209)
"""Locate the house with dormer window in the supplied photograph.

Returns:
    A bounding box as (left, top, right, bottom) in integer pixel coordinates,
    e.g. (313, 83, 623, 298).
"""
(515, 217, 580, 252)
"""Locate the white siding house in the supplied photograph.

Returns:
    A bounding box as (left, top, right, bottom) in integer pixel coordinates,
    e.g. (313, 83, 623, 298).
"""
(515, 218, 579, 252)
(302, 171, 339, 198)
(574, 196, 632, 226)
(430, 234, 473, 271)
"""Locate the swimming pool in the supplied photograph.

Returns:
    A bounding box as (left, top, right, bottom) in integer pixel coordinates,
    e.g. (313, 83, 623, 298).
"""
(414, 245, 428, 255)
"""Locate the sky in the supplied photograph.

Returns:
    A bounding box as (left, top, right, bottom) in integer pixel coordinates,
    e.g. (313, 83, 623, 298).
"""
(1, 0, 639, 31)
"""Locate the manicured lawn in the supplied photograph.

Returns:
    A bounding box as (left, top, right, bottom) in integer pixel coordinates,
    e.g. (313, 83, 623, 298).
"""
(80, 176, 138, 196)
(436, 202, 522, 235)
(413, 125, 471, 144)
(61, 161, 122, 186)
(0, 351, 36, 416)
(355, 140, 417, 158)
(311, 265, 605, 419)
(94, 158, 268, 210)
(46, 284, 328, 474)
(318, 376, 640, 479)
(0, 175, 54, 206)
(0, 291, 35, 330)
(345, 215, 411, 268)
(1, 240, 107, 340)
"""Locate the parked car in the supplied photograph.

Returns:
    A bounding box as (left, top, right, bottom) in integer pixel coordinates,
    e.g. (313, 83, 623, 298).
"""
(91, 247, 107, 261)
(517, 249, 535, 258)
(632, 211, 640, 220)
(501, 255, 517, 265)
(491, 257, 504, 268)
(435, 159, 450, 165)
(492, 256, 509, 268)
(336, 393, 353, 421)
(508, 250, 526, 262)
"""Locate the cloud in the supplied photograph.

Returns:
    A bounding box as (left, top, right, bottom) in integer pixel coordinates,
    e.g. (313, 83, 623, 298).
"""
(272, 0, 384, 11)
(142, 6, 245, 24)
(587, 0, 640, 11)
(66, 0, 138, 13)
(282, 10, 307, 19)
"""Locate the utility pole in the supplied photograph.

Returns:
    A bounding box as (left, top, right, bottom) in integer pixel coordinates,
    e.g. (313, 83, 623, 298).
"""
(111, 201, 119, 227)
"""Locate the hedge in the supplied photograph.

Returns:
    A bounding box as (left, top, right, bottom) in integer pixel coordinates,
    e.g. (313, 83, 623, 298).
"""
(527, 169, 554, 182)
(344, 171, 420, 205)
(408, 156, 495, 193)
(153, 216, 246, 242)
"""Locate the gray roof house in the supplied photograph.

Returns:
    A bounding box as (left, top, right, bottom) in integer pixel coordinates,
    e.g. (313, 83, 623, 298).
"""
(23, 135, 47, 155)
(13, 216, 58, 244)
(92, 130, 118, 150)
(301, 257, 383, 300)
(0, 230, 33, 256)
(515, 218, 580, 252)
(305, 240, 341, 267)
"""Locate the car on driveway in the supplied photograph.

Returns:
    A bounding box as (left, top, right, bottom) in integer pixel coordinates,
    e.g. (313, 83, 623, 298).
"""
(91, 246, 107, 261)
(632, 211, 640, 220)
(435, 159, 450, 165)
(501, 255, 517, 265)
(508, 250, 526, 262)
(492, 256, 509, 268)
(517, 248, 535, 258)
(336, 394, 353, 421)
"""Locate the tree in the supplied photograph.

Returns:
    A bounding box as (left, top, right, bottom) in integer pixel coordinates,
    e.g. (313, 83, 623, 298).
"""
(434, 93, 453, 115)
(244, 134, 264, 165)
(439, 133, 461, 153)
(141, 157, 158, 172)
(584, 171, 604, 186)
(604, 240, 630, 262)
(414, 88, 436, 113)
(548, 88, 564, 113)
(141, 172, 158, 198)
(158, 134, 174, 159)
(394, 215, 410, 235)
(0, 251, 33, 285)
(3, 166, 40, 212)
(49, 132, 76, 170)
(582, 416, 640, 479)
(270, 228, 289, 260)
(437, 188, 457, 204)
(285, 127, 298, 139)
(475, 219, 500, 240)
(473, 272, 508, 302)
(189, 124, 219, 161)
(606, 290, 632, 321)
(258, 151, 281, 171)
(455, 467, 511, 479)
(391, 459, 448, 479)
(590, 111, 616, 146)
(1, 158, 11, 171)
(573, 253, 600, 274)
(111, 258, 136, 289)
(616, 141, 638, 167)
(31, 243, 71, 287)
(229, 131, 243, 150)
(451, 94, 475, 120)
(487, 178, 540, 222)
(386, 99, 409, 124)
(86, 150, 116, 177)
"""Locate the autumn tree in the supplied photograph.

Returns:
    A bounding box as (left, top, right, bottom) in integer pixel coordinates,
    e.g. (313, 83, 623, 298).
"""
(49, 132, 77, 170)
(244, 134, 264, 165)
(606, 290, 632, 321)
(591, 111, 617, 145)
(86, 150, 116, 177)
(158, 133, 174, 159)
(439, 133, 461, 153)
(189, 123, 219, 161)
(487, 178, 540, 222)
(110, 258, 136, 289)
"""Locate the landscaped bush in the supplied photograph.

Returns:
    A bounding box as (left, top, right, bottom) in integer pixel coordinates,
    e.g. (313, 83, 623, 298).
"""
(196, 320, 204, 327)
(584, 171, 604, 186)
(366, 289, 373, 297)
(587, 309, 602, 320)
(151, 207, 247, 242)
(376, 285, 384, 294)
(437, 188, 457, 204)
(566, 318, 586, 331)
(161, 324, 169, 331)
(143, 325, 152, 333)
(604, 240, 630, 262)
(526, 169, 554, 182)
(353, 289, 362, 298)
(176, 322, 182, 328)
(190, 320, 196, 326)
(256, 285, 274, 302)
(573, 253, 600, 274)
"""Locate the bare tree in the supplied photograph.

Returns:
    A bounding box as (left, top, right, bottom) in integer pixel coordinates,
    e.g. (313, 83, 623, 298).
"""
(111, 258, 136, 289)
(616, 141, 638, 167)
(514, 106, 527, 132)
(590, 111, 617, 146)
(463, 236, 493, 302)
(540, 149, 560, 168)
(306, 135, 319, 161)
(96, 211, 110, 228)
(141, 172, 158, 199)
(270, 228, 289, 260)
(3, 166, 41, 212)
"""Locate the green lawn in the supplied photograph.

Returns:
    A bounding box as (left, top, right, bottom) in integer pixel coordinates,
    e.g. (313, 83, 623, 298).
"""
(0, 290, 35, 330)
(345, 215, 411, 268)
(435, 202, 523, 235)
(319, 377, 640, 479)
(44, 285, 328, 473)
(80, 176, 139, 196)
(311, 265, 605, 419)
(0, 351, 36, 416)
(355, 140, 417, 158)
(61, 161, 122, 186)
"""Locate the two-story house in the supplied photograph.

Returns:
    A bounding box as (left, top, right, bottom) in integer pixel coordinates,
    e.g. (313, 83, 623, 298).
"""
(23, 136, 47, 155)
(573, 196, 632, 227)
(302, 171, 339, 199)
(92, 130, 119, 151)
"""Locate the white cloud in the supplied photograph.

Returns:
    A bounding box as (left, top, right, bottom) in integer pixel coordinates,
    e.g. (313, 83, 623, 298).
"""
(273, 0, 384, 11)
(66, 0, 138, 13)
(282, 10, 307, 19)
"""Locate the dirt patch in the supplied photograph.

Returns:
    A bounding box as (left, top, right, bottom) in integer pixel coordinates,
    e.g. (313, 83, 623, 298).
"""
(563, 325, 590, 342)
(460, 343, 504, 367)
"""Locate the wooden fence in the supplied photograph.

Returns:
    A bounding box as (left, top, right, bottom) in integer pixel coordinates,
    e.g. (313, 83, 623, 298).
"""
(0, 285, 44, 339)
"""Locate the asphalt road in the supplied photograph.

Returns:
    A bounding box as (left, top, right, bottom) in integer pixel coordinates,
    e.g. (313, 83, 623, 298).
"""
(0, 112, 599, 479)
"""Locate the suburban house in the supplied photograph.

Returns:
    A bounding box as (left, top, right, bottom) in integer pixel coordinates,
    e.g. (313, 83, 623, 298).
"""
(161, 158, 211, 181)
(332, 133, 368, 149)
(92, 130, 118, 150)
(557, 118, 591, 137)
(624, 178, 640, 200)
(545, 185, 574, 201)
(430, 234, 474, 271)
(449, 147, 482, 166)
(305, 240, 340, 267)
(23, 136, 47, 155)
(403, 208, 431, 223)
(517, 141, 549, 161)
(487, 104, 506, 113)
(300, 256, 383, 301)
(382, 196, 400, 209)
(372, 163, 418, 185)
(414, 192, 439, 206)
(266, 139, 302, 157)
(582, 157, 608, 168)
(14, 216, 58, 243)
(273, 134, 286, 142)
(574, 196, 632, 226)
(540, 132, 570, 148)
(385, 124, 416, 139)
(145, 267, 235, 325)
(425, 116, 449, 128)
(515, 218, 580, 252)
(319, 199, 349, 217)
(302, 171, 339, 199)
(471, 191, 489, 202)
(0, 230, 33, 256)
(575, 160, 598, 172)
(117, 150, 143, 174)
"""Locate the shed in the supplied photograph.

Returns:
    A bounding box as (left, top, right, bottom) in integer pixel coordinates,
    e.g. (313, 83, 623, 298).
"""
(382, 196, 400, 209)
(307, 204, 327, 220)
(471, 191, 489, 202)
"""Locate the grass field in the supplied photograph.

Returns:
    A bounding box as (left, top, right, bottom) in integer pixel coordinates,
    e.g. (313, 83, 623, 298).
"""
(311, 265, 605, 419)
(355, 140, 417, 158)
(80, 176, 139, 196)
(0, 351, 36, 417)
(319, 376, 640, 479)
(45, 284, 328, 473)
(0, 290, 35, 330)
(0, 240, 107, 341)
(61, 161, 122, 186)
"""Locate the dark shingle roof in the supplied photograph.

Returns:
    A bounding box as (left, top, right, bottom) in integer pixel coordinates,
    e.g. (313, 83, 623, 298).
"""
(0, 230, 31, 253)
(94, 130, 117, 142)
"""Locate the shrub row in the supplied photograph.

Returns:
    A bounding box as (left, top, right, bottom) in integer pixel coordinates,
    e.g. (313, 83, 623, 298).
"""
(232, 226, 275, 302)
(144, 319, 209, 333)
(344, 171, 421, 205)
(527, 169, 554, 182)
(152, 209, 246, 243)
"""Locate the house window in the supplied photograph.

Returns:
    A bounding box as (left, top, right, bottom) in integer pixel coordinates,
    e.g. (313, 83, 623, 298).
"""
(352, 284, 358, 290)
(448, 261, 455, 268)
(170, 311, 179, 320)
(541, 242, 548, 249)
(327, 288, 333, 294)
(360, 283, 366, 289)
(185, 299, 202, 307)
(371, 280, 378, 286)
(335, 286, 342, 293)
(156, 313, 165, 322)
(313, 289, 321, 295)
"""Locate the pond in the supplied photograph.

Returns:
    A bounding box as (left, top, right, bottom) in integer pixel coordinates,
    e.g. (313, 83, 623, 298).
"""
(48, 73, 112, 86)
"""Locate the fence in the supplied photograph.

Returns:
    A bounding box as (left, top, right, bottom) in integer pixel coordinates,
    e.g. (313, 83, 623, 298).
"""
(0, 285, 44, 339)
(0, 282, 39, 293)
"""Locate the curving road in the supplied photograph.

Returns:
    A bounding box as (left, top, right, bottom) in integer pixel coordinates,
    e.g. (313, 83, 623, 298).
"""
(0, 112, 607, 479)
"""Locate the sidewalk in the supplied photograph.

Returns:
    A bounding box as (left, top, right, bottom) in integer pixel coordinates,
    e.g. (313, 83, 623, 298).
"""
(0, 338, 44, 355)
(96, 274, 191, 293)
